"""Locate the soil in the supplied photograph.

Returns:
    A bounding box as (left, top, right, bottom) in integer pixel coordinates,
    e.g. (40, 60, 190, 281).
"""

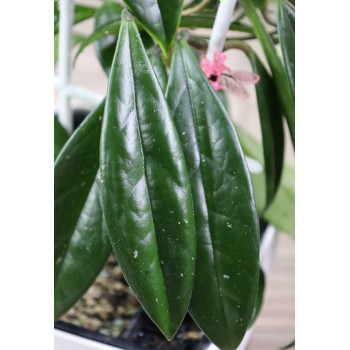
(59, 254, 209, 349)
(60, 254, 140, 338)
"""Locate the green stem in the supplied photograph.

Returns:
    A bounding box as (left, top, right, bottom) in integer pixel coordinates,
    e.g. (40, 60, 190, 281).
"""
(239, 0, 294, 147)
(180, 15, 255, 35)
(223, 39, 250, 53)
(182, 0, 212, 16)
(262, 8, 277, 27)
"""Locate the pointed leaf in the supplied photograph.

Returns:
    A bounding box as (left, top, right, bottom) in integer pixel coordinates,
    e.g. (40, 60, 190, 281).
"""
(246, 49, 285, 208)
(54, 100, 111, 319)
(54, 116, 69, 160)
(276, 0, 295, 97)
(100, 16, 196, 340)
(54, 175, 111, 320)
(122, 0, 184, 56)
(94, 1, 124, 76)
(166, 40, 260, 350)
(240, 0, 295, 147)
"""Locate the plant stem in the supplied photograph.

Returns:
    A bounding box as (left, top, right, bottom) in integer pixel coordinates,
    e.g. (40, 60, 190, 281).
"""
(262, 8, 277, 27)
(180, 15, 254, 35)
(182, 0, 212, 16)
(223, 39, 250, 53)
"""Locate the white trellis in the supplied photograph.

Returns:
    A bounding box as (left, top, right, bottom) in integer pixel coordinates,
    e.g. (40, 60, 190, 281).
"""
(55, 0, 103, 133)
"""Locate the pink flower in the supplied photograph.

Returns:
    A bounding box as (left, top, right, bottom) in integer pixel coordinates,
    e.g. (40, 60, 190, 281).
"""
(200, 51, 228, 91)
(200, 50, 260, 99)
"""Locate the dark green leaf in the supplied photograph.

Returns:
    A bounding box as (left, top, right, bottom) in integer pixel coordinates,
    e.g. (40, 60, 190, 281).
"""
(122, 0, 184, 56)
(240, 0, 295, 147)
(54, 116, 69, 160)
(246, 49, 284, 208)
(54, 1, 96, 35)
(234, 124, 295, 235)
(249, 269, 265, 327)
(100, 16, 196, 340)
(166, 40, 260, 350)
(55, 100, 111, 320)
(280, 339, 295, 349)
(276, 0, 295, 97)
(94, 1, 124, 75)
(54, 175, 111, 320)
(149, 53, 168, 92)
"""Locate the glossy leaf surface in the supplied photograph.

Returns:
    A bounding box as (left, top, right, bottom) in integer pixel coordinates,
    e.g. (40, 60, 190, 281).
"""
(55, 100, 111, 320)
(246, 49, 284, 208)
(100, 16, 196, 340)
(149, 53, 168, 92)
(166, 41, 260, 350)
(94, 1, 123, 75)
(54, 117, 69, 160)
(122, 0, 184, 56)
(240, 0, 295, 147)
(234, 124, 295, 236)
(54, 176, 111, 320)
(276, 0, 295, 97)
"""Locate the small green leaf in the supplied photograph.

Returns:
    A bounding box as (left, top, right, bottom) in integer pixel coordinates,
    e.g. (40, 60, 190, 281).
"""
(93, 1, 124, 75)
(240, 0, 294, 147)
(246, 49, 285, 208)
(122, 0, 184, 56)
(54, 100, 111, 320)
(54, 1, 96, 35)
(74, 21, 122, 64)
(276, 0, 295, 98)
(249, 269, 265, 327)
(54, 116, 69, 160)
(100, 17, 196, 340)
(166, 40, 260, 350)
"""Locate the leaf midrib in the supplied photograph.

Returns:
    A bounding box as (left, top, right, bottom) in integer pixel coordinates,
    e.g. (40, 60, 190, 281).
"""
(127, 21, 171, 331)
(178, 47, 232, 339)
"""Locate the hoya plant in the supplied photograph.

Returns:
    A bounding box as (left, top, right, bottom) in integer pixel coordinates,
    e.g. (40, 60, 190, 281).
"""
(54, 0, 295, 349)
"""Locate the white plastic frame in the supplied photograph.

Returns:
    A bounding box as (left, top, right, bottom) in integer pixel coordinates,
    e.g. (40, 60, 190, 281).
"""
(55, 0, 103, 133)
